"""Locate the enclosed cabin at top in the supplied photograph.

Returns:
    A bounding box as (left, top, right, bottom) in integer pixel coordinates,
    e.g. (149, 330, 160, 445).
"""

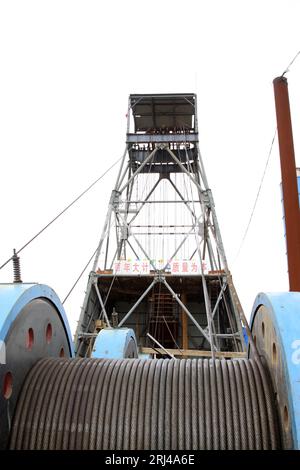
(76, 93, 245, 358)
(127, 93, 198, 174)
(128, 93, 196, 134)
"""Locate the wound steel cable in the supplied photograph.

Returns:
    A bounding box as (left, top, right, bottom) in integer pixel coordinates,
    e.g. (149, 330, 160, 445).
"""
(9, 357, 280, 450)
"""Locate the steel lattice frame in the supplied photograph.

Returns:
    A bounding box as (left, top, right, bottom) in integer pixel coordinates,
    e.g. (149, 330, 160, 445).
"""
(75, 94, 246, 356)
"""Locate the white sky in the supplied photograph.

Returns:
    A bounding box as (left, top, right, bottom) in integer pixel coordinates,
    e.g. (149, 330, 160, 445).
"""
(1, 0, 299, 334)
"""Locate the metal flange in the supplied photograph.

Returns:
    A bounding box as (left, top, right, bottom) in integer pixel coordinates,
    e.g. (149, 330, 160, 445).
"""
(0, 283, 74, 449)
(249, 292, 300, 449)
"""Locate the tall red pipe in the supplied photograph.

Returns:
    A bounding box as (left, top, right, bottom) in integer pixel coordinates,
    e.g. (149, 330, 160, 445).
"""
(273, 76, 300, 291)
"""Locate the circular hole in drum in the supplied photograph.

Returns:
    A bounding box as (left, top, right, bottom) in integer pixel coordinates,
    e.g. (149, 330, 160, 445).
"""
(3, 372, 13, 399)
(261, 321, 265, 338)
(26, 328, 34, 350)
(59, 347, 65, 358)
(272, 342, 277, 363)
(46, 323, 52, 344)
(283, 405, 289, 431)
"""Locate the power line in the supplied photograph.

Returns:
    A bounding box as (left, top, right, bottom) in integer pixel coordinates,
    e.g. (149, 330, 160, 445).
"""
(62, 246, 98, 305)
(282, 50, 300, 76)
(233, 129, 277, 263)
(0, 153, 124, 272)
(233, 49, 299, 263)
(233, 49, 300, 263)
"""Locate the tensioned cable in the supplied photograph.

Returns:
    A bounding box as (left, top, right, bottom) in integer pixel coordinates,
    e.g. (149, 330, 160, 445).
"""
(0, 154, 123, 271)
(62, 246, 99, 304)
(233, 129, 277, 264)
(282, 50, 300, 76)
(76, 272, 118, 357)
(232, 50, 299, 262)
(162, 315, 183, 354)
(183, 136, 217, 354)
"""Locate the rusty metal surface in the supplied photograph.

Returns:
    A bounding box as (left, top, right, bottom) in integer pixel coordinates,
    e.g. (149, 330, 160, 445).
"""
(273, 76, 300, 291)
(10, 357, 279, 450)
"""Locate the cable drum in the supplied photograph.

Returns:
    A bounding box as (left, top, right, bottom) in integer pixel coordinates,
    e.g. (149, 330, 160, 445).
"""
(9, 357, 280, 450)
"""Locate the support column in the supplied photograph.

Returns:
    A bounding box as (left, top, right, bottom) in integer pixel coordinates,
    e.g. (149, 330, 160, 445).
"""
(273, 76, 300, 291)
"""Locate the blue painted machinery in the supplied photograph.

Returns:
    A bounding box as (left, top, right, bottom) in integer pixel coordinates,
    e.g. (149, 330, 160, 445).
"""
(0, 283, 73, 449)
(250, 292, 300, 449)
(0, 284, 299, 449)
(92, 328, 138, 359)
(1, 88, 300, 450)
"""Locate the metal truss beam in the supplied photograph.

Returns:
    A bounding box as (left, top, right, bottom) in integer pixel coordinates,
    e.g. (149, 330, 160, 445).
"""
(127, 134, 198, 144)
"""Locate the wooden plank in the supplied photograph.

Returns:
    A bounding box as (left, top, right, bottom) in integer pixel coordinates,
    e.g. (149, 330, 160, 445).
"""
(140, 347, 246, 358)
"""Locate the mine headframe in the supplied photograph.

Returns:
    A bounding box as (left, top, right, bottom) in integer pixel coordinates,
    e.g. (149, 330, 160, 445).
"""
(75, 93, 246, 358)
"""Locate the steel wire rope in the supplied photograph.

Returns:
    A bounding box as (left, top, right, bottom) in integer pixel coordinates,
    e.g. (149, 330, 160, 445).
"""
(162, 175, 164, 261)
(180, 141, 191, 259)
(197, 192, 240, 349)
(151, 278, 162, 349)
(183, 130, 199, 260)
(233, 50, 300, 265)
(191, 154, 232, 352)
(62, 246, 99, 304)
(183, 134, 217, 353)
(63, 202, 124, 332)
(10, 357, 280, 450)
(158, 151, 180, 352)
(174, 172, 177, 256)
(154, 175, 157, 264)
(75, 269, 118, 358)
(132, 148, 155, 260)
(88, 274, 117, 328)
(233, 129, 277, 264)
(201, 221, 240, 349)
(183, 139, 198, 251)
(162, 315, 183, 354)
(148, 175, 151, 261)
(133, 157, 155, 267)
(192, 173, 240, 350)
(79, 359, 100, 450)
(139, 153, 155, 205)
(281, 50, 300, 76)
(0, 153, 124, 271)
